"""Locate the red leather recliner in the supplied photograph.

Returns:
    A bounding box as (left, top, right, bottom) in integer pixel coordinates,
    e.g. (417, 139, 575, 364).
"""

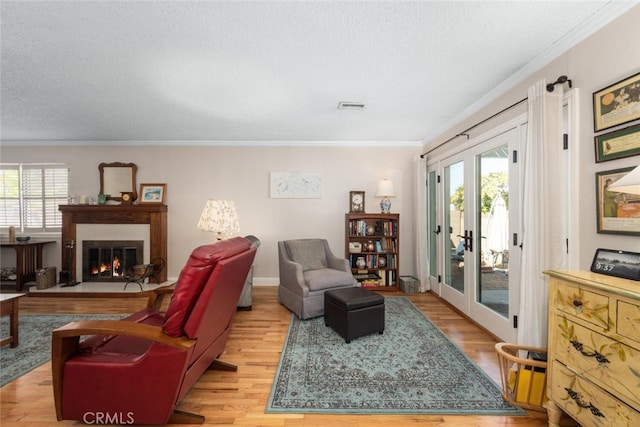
(51, 237, 257, 424)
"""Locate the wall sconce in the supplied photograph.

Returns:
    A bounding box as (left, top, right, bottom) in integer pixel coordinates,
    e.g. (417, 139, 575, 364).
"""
(608, 164, 640, 195)
(197, 200, 240, 240)
(375, 179, 395, 214)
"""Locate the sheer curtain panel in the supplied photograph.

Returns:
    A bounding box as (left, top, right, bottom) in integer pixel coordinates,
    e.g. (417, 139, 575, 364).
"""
(517, 80, 566, 348)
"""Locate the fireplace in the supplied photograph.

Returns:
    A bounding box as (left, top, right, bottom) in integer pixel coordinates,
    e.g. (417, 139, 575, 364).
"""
(59, 204, 168, 284)
(82, 240, 143, 282)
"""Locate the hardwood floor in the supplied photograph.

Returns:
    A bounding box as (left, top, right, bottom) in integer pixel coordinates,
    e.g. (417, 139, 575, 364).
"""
(0, 287, 577, 426)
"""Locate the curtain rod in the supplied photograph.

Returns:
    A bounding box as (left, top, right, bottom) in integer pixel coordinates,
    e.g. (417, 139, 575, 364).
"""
(420, 97, 527, 158)
(420, 75, 571, 159)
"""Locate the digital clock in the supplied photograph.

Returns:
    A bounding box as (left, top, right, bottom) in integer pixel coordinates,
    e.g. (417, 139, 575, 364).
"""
(590, 248, 640, 281)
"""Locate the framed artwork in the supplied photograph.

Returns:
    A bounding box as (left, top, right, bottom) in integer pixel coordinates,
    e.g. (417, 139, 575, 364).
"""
(590, 248, 640, 281)
(595, 123, 640, 162)
(593, 72, 640, 132)
(139, 183, 167, 204)
(269, 172, 322, 199)
(596, 167, 640, 235)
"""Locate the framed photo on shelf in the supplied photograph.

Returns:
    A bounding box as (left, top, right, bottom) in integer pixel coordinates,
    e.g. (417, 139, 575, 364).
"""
(593, 72, 640, 132)
(595, 123, 640, 162)
(590, 248, 640, 281)
(139, 183, 167, 204)
(595, 167, 640, 235)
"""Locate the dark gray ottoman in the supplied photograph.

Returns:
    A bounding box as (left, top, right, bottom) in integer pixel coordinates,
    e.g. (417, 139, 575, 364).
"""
(324, 287, 385, 343)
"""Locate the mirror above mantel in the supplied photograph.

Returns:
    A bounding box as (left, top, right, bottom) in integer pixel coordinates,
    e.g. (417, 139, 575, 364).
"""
(99, 162, 137, 202)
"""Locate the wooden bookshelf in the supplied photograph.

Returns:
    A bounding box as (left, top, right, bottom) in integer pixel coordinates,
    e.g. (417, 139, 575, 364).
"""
(345, 213, 399, 291)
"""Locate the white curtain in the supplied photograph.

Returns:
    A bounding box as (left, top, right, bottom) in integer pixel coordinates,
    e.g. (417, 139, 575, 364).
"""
(517, 80, 566, 348)
(414, 154, 429, 291)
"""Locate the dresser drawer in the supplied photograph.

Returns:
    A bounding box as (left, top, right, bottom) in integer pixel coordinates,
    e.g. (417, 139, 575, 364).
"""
(554, 281, 610, 330)
(550, 361, 640, 427)
(553, 315, 640, 408)
(618, 300, 640, 345)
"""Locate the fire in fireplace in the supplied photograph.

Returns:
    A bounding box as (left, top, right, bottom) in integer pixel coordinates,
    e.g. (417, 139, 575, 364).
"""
(82, 240, 144, 282)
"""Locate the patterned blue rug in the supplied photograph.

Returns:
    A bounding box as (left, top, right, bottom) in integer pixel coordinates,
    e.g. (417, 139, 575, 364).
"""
(0, 314, 123, 386)
(267, 297, 525, 415)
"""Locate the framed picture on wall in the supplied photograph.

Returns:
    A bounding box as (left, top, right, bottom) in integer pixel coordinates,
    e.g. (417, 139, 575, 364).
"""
(594, 123, 640, 162)
(595, 167, 640, 235)
(139, 183, 167, 204)
(593, 72, 640, 132)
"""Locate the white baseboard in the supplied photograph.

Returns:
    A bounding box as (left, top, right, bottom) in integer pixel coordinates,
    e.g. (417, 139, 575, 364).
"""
(253, 277, 278, 286)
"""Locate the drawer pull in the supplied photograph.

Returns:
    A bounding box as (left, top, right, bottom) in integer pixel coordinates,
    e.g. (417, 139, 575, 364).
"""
(569, 340, 610, 364)
(564, 387, 605, 418)
(572, 299, 583, 307)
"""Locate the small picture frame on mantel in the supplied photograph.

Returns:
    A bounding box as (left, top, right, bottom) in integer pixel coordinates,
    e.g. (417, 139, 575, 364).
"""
(139, 183, 167, 204)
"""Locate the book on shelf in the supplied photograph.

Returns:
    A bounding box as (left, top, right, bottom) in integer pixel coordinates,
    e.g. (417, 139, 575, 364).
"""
(348, 219, 397, 237)
(353, 273, 380, 281)
(361, 279, 381, 288)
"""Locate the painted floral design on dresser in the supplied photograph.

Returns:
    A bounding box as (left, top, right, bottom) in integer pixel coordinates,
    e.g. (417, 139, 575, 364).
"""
(558, 369, 634, 427)
(558, 316, 640, 405)
(557, 287, 610, 329)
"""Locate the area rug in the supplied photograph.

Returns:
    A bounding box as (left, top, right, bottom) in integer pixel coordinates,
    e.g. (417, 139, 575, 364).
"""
(0, 314, 123, 386)
(267, 297, 524, 415)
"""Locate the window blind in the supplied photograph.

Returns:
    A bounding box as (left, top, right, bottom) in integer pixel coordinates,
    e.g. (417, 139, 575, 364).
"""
(0, 164, 69, 232)
(0, 166, 20, 228)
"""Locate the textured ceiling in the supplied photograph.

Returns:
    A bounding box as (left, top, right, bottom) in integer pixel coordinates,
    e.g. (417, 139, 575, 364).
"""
(0, 1, 634, 145)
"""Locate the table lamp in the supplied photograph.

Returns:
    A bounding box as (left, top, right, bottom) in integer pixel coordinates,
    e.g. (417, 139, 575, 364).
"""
(197, 200, 240, 240)
(375, 179, 396, 213)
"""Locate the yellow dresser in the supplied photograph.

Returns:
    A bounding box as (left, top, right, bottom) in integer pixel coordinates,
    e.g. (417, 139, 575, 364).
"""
(545, 270, 640, 427)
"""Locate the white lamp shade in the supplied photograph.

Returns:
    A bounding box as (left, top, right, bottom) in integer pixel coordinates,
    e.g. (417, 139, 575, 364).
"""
(608, 165, 640, 195)
(197, 200, 240, 239)
(376, 179, 396, 198)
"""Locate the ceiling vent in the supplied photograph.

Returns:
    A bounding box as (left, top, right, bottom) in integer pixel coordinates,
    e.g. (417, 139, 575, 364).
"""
(338, 101, 366, 110)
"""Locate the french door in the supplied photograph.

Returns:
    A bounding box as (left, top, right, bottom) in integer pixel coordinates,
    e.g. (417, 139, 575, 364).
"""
(429, 123, 524, 342)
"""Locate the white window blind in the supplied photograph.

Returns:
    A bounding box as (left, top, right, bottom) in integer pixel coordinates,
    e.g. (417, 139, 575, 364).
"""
(0, 164, 69, 232)
(0, 166, 20, 229)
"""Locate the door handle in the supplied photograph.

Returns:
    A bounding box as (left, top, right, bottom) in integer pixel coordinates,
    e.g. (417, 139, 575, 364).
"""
(434, 225, 441, 234)
(457, 231, 473, 252)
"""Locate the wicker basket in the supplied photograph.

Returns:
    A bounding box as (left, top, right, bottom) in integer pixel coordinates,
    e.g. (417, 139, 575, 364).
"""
(35, 266, 57, 289)
(495, 342, 548, 412)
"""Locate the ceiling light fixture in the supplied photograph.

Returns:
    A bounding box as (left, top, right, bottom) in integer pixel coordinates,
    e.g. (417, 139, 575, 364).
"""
(338, 101, 366, 110)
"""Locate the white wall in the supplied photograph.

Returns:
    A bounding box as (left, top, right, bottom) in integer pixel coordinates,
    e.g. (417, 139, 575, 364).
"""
(1, 144, 419, 283)
(423, 5, 640, 268)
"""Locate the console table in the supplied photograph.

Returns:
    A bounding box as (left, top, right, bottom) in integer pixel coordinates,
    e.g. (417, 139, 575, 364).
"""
(1, 240, 56, 291)
(59, 205, 168, 284)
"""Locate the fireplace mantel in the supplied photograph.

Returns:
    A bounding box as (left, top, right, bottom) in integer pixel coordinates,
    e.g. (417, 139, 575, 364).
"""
(59, 204, 168, 283)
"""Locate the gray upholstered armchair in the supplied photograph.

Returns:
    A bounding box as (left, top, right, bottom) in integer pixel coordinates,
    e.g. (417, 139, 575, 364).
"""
(278, 238, 357, 319)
